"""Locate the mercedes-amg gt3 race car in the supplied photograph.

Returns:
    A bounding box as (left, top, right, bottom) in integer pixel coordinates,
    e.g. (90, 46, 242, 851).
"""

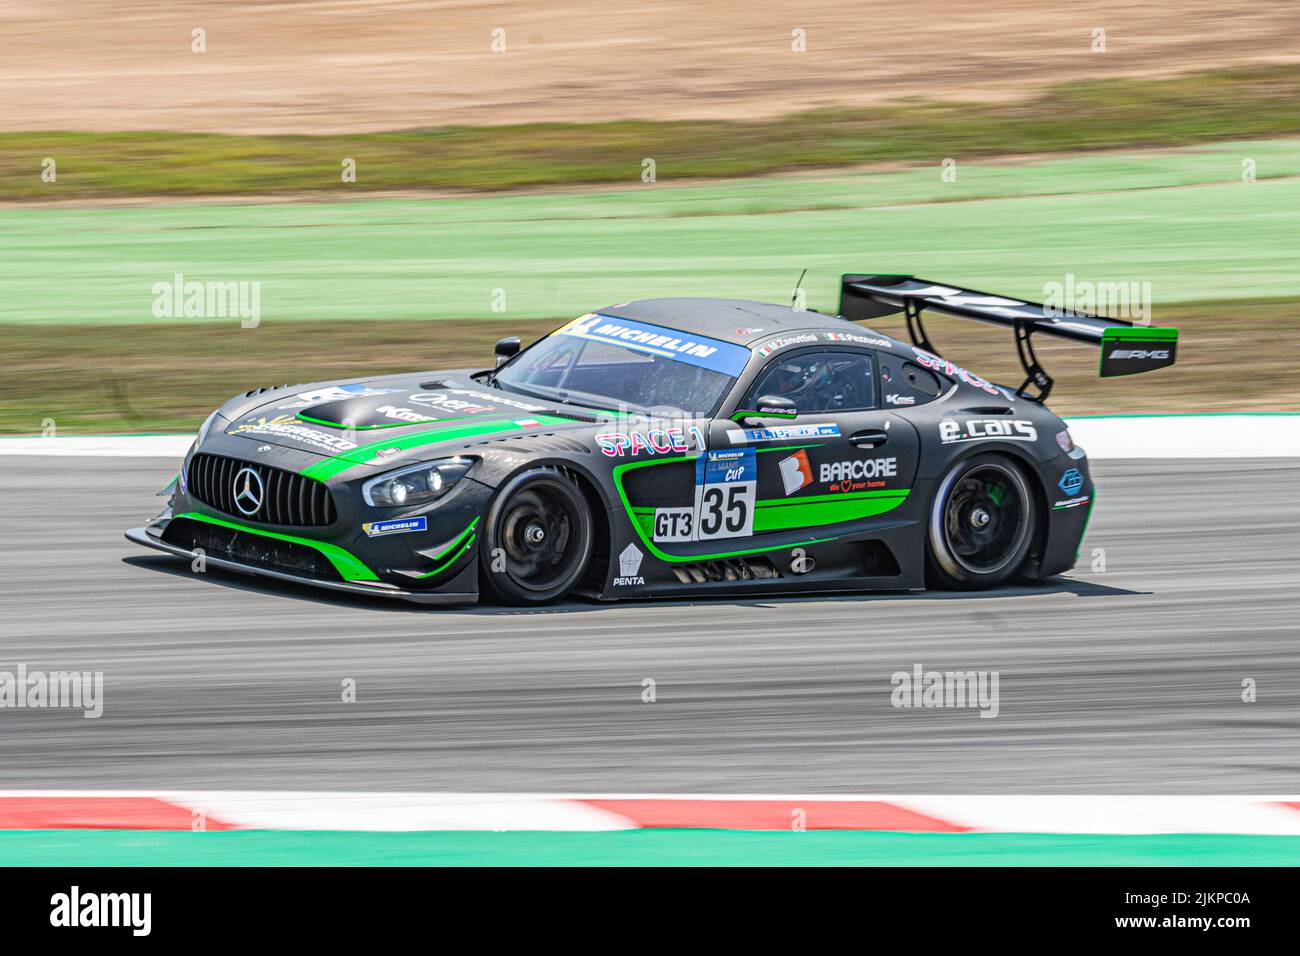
(127, 275, 1178, 605)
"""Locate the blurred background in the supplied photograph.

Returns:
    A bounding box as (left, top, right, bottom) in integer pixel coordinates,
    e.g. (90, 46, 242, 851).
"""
(2, 0, 1298, 431)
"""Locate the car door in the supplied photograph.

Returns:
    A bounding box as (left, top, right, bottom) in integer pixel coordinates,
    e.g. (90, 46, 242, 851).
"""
(717, 347, 921, 544)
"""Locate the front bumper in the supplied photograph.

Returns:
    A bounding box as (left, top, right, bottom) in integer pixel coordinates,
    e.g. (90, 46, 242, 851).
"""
(125, 525, 477, 605)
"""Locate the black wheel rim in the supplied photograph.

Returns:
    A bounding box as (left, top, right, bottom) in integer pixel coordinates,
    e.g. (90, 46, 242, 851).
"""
(497, 482, 581, 591)
(942, 464, 1027, 574)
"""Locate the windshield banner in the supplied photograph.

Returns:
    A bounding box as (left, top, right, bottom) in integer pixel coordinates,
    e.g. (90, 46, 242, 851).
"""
(557, 313, 751, 377)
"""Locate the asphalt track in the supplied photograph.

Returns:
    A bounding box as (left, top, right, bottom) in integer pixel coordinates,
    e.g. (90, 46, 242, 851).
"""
(1, 456, 1297, 794)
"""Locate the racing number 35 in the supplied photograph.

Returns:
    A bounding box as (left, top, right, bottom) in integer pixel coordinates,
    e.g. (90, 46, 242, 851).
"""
(699, 483, 750, 537)
(653, 449, 756, 543)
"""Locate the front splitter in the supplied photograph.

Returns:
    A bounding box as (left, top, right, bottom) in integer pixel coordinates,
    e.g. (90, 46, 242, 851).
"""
(124, 527, 477, 606)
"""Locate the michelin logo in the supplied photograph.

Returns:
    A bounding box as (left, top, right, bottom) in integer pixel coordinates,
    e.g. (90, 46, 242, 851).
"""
(614, 543, 645, 586)
(362, 516, 428, 537)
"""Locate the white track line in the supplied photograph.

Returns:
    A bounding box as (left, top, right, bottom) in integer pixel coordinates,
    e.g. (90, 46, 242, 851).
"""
(166, 792, 635, 832)
(900, 795, 1300, 835)
(1066, 415, 1300, 459)
(0, 435, 193, 457)
(153, 792, 1300, 833)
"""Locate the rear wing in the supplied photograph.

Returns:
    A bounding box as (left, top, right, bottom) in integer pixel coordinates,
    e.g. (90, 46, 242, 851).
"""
(839, 274, 1179, 402)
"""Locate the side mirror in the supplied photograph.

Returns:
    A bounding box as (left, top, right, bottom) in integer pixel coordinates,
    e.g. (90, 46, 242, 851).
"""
(735, 394, 798, 425)
(494, 336, 521, 367)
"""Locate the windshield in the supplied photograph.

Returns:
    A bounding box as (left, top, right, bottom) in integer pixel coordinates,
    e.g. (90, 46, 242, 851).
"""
(493, 313, 751, 415)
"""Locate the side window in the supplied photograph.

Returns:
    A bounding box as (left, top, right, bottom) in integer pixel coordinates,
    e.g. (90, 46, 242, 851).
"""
(878, 355, 946, 408)
(747, 350, 875, 413)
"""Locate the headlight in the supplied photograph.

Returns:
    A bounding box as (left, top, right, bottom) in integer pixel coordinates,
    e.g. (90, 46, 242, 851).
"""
(363, 457, 475, 507)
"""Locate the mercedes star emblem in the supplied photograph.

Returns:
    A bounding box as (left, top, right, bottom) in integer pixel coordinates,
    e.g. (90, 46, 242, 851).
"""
(232, 466, 264, 516)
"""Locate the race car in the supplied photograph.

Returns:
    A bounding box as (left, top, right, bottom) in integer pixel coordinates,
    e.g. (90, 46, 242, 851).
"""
(127, 275, 1178, 605)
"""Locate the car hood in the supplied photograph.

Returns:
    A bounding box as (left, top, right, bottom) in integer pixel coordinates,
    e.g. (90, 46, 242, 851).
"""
(220, 371, 595, 472)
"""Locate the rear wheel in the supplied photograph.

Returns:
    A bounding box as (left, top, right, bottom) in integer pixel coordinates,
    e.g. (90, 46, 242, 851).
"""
(480, 468, 593, 605)
(927, 453, 1035, 590)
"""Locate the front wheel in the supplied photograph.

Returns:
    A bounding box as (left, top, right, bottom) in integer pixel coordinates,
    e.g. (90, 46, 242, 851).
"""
(479, 468, 593, 605)
(926, 453, 1035, 590)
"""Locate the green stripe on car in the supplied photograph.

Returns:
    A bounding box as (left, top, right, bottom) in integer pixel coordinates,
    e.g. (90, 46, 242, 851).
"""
(175, 511, 378, 581)
(416, 533, 477, 579)
(1100, 326, 1179, 342)
(612, 456, 904, 564)
(301, 415, 574, 481)
(410, 518, 480, 579)
(630, 489, 908, 537)
(753, 490, 908, 532)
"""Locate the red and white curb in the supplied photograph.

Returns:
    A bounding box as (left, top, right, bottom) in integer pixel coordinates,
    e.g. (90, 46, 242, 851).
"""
(3, 793, 1300, 834)
(1, 416, 1299, 459)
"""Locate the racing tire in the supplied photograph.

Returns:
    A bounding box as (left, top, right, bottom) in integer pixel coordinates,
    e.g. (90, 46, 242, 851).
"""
(479, 467, 594, 605)
(926, 453, 1035, 591)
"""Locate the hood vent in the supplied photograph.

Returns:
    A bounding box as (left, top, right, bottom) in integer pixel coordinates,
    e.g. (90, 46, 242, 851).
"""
(242, 384, 299, 398)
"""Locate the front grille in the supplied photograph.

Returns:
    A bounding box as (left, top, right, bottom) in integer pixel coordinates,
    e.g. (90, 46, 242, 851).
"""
(188, 453, 337, 527)
(162, 518, 340, 581)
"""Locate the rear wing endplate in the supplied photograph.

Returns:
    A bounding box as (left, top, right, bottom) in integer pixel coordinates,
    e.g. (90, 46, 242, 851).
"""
(839, 274, 1179, 402)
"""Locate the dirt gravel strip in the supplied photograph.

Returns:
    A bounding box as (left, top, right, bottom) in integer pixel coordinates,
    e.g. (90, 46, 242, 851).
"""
(4, 1, 1299, 134)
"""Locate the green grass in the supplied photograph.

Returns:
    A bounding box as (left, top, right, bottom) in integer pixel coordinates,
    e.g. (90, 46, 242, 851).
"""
(1, 829, 1298, 866)
(4, 133, 1298, 432)
(6, 66, 1300, 200)
(2, 137, 1299, 327)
